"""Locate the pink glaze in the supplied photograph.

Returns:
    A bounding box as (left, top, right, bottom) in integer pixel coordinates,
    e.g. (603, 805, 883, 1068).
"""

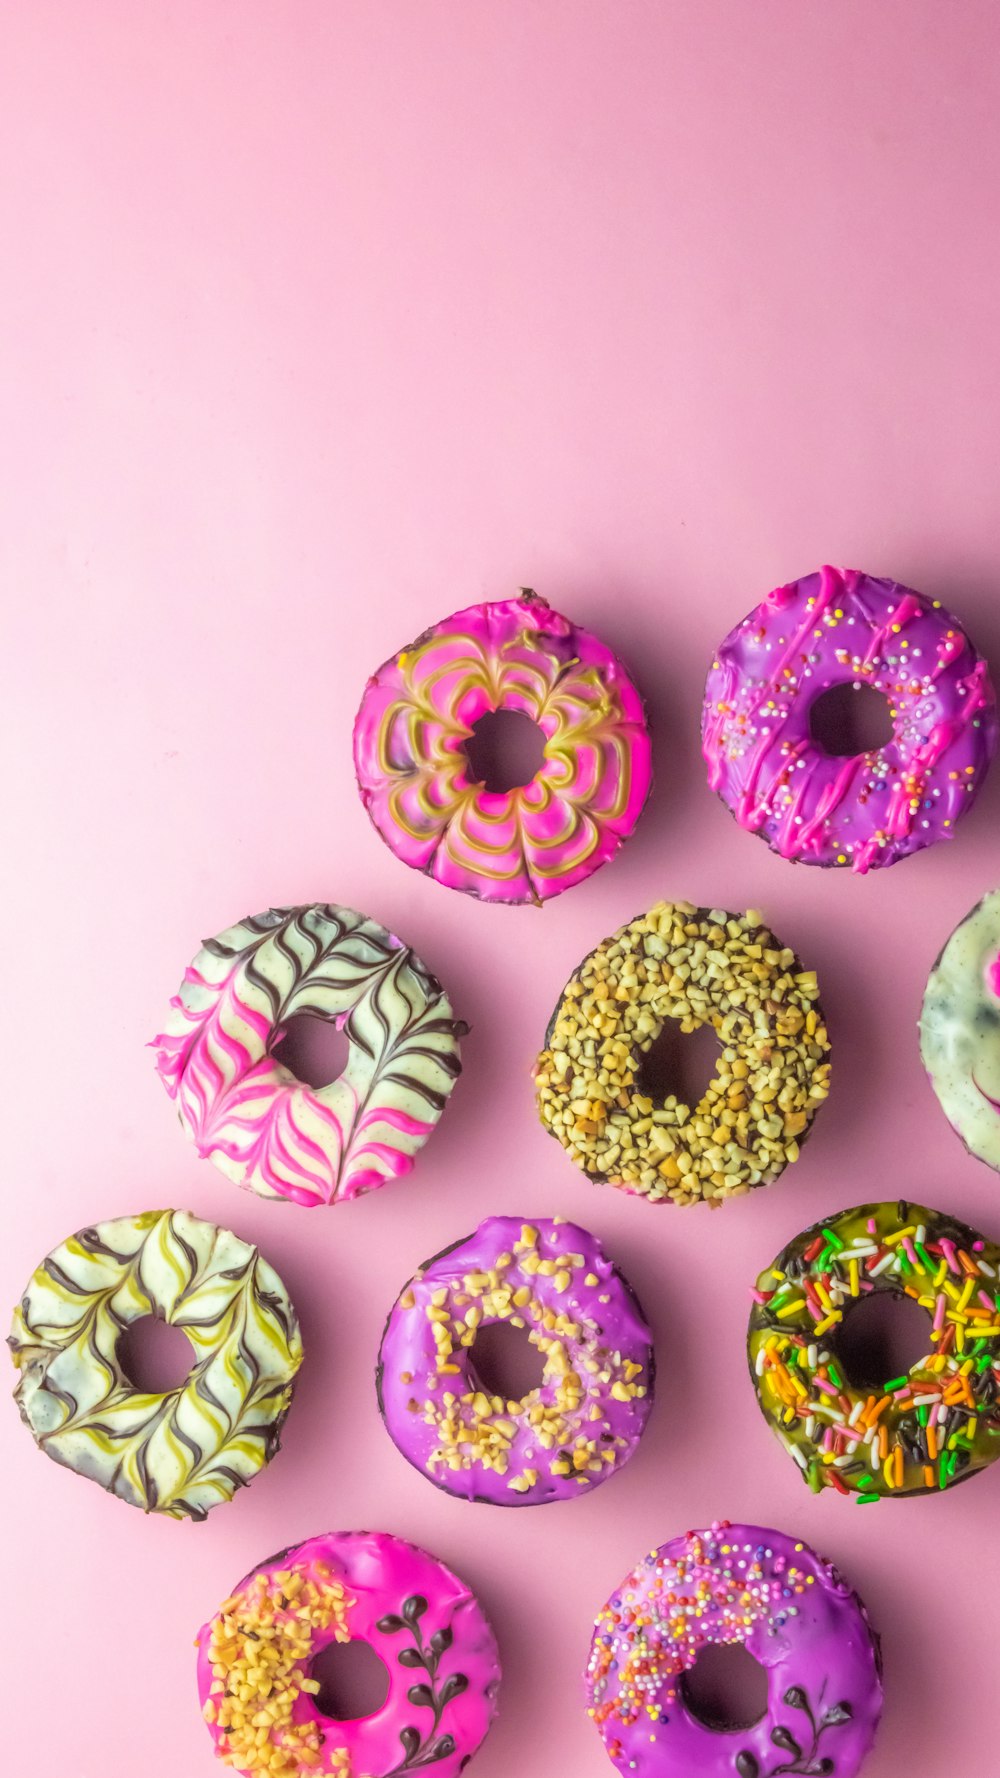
(377, 1216, 654, 1505)
(702, 566, 997, 872)
(196, 1530, 500, 1778)
(586, 1522, 882, 1778)
(150, 905, 465, 1208)
(988, 950, 1000, 999)
(352, 591, 652, 904)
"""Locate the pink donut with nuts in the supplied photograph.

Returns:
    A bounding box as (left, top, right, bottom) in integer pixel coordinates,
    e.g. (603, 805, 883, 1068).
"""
(353, 590, 652, 904)
(196, 1530, 500, 1778)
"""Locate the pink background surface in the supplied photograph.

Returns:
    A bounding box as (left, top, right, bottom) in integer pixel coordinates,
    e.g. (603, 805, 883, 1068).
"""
(4, 4, 1000, 1774)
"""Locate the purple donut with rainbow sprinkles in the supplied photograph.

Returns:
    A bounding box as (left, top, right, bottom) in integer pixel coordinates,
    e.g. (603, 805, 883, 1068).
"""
(702, 566, 996, 872)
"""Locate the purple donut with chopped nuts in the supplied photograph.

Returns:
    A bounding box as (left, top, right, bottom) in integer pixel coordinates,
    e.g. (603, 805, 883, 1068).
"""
(376, 1215, 654, 1505)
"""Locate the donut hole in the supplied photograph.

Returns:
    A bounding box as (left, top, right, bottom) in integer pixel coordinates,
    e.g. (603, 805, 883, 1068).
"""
(117, 1315, 193, 1394)
(680, 1641, 768, 1733)
(809, 682, 894, 757)
(832, 1289, 932, 1389)
(463, 708, 547, 793)
(635, 1020, 720, 1108)
(273, 1014, 349, 1088)
(469, 1320, 546, 1401)
(310, 1638, 389, 1722)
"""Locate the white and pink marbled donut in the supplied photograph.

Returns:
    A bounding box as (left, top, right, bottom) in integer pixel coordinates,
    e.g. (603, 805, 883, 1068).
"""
(353, 590, 652, 905)
(150, 904, 465, 1208)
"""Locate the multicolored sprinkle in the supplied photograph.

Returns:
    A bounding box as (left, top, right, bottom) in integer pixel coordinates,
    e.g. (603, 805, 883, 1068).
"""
(748, 1200, 1000, 1500)
(586, 1522, 882, 1778)
(702, 566, 996, 872)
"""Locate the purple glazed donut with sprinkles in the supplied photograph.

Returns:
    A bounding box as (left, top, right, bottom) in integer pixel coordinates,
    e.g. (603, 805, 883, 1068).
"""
(702, 566, 997, 872)
(587, 1522, 882, 1778)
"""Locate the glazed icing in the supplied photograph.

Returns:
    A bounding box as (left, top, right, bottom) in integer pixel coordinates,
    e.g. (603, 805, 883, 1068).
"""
(196, 1530, 500, 1777)
(535, 902, 830, 1204)
(150, 904, 465, 1207)
(702, 566, 997, 871)
(748, 1200, 1000, 1500)
(352, 590, 652, 904)
(920, 889, 1000, 1172)
(8, 1209, 301, 1519)
(377, 1216, 653, 1504)
(586, 1522, 882, 1778)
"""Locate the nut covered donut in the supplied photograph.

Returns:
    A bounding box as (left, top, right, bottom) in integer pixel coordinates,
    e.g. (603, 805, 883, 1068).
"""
(535, 902, 830, 1205)
(586, 1521, 882, 1778)
(8, 1209, 302, 1519)
(749, 1200, 1000, 1501)
(151, 903, 465, 1207)
(703, 565, 997, 872)
(377, 1216, 653, 1503)
(197, 1530, 500, 1777)
(920, 889, 1000, 1172)
(352, 589, 652, 904)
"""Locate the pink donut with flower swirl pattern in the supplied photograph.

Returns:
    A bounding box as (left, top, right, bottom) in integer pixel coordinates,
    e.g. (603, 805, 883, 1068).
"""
(353, 590, 652, 904)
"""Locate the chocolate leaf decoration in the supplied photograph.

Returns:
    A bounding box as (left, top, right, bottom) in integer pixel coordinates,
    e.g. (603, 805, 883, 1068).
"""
(399, 1726, 420, 1758)
(430, 1626, 454, 1656)
(735, 1754, 759, 1778)
(429, 1735, 456, 1761)
(402, 1593, 429, 1623)
(377, 1613, 405, 1634)
(783, 1686, 808, 1711)
(770, 1726, 801, 1756)
(805, 1762, 834, 1776)
(407, 1683, 435, 1709)
(438, 1672, 469, 1705)
(822, 1701, 853, 1726)
(397, 1646, 425, 1668)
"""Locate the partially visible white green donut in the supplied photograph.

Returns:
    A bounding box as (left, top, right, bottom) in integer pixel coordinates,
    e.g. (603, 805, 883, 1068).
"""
(9, 1209, 302, 1519)
(920, 888, 1000, 1171)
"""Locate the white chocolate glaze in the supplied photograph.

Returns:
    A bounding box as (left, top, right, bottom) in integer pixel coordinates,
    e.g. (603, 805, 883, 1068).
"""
(920, 888, 1000, 1171)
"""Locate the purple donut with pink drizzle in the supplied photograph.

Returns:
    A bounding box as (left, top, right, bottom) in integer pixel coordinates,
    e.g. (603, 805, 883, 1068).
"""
(377, 1216, 654, 1504)
(197, 1530, 500, 1777)
(702, 566, 996, 872)
(353, 589, 652, 904)
(150, 904, 465, 1208)
(587, 1521, 882, 1778)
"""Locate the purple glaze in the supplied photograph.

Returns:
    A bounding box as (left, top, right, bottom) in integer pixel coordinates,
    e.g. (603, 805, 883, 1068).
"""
(702, 566, 997, 871)
(377, 1216, 653, 1506)
(587, 1522, 882, 1778)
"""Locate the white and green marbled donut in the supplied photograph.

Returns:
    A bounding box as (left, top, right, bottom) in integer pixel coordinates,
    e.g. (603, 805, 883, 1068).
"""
(921, 888, 1000, 1172)
(8, 1209, 302, 1520)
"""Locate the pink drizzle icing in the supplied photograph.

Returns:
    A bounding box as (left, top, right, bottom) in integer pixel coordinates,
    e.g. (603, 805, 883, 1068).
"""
(150, 905, 464, 1208)
(196, 1531, 500, 1778)
(352, 592, 652, 904)
(702, 567, 997, 872)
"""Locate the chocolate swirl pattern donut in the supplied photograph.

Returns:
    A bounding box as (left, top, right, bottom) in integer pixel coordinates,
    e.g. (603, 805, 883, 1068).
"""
(150, 904, 465, 1207)
(353, 591, 652, 904)
(8, 1209, 302, 1520)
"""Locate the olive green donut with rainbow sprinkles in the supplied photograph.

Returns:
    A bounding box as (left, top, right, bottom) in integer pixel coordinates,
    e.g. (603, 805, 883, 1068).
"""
(748, 1200, 1000, 1502)
(9, 1209, 302, 1519)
